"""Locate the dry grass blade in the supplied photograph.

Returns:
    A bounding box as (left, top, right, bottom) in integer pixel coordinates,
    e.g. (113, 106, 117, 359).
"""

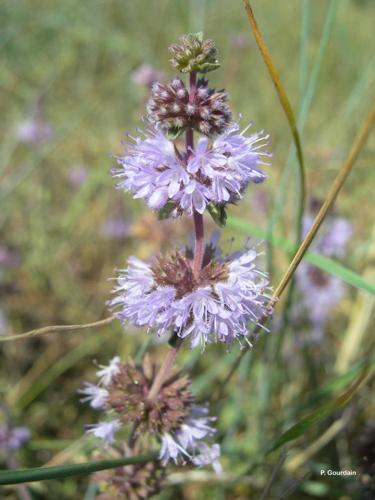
(0, 316, 115, 343)
(272, 102, 375, 300)
(219, 102, 375, 391)
(242, 0, 306, 210)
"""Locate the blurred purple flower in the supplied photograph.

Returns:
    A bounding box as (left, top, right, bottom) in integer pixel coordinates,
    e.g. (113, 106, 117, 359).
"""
(296, 263, 345, 336)
(131, 64, 164, 88)
(303, 214, 352, 258)
(318, 217, 352, 258)
(101, 217, 131, 240)
(0, 246, 20, 268)
(295, 213, 352, 339)
(0, 422, 30, 452)
(16, 117, 53, 145)
(192, 443, 222, 474)
(80, 356, 221, 473)
(230, 33, 249, 49)
(0, 309, 7, 336)
(68, 165, 88, 187)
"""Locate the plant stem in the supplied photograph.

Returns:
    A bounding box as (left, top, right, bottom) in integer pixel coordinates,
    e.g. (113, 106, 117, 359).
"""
(0, 316, 115, 343)
(148, 71, 204, 399)
(186, 71, 205, 276)
(193, 210, 204, 276)
(148, 71, 203, 400)
(147, 340, 182, 400)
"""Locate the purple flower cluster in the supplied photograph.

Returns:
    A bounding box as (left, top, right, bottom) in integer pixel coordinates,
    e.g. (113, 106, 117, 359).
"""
(112, 122, 270, 216)
(109, 248, 270, 348)
(80, 357, 221, 473)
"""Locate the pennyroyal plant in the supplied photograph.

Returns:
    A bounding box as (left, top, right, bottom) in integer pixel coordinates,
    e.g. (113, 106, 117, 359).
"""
(81, 32, 272, 497)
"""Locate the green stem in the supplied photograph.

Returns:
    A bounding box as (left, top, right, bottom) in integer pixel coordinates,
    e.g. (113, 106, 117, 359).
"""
(0, 452, 159, 486)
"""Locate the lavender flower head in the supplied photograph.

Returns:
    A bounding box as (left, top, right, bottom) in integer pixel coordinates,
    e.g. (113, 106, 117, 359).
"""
(109, 245, 271, 349)
(113, 122, 270, 216)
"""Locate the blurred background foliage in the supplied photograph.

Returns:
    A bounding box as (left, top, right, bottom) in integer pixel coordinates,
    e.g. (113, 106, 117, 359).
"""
(0, 0, 374, 498)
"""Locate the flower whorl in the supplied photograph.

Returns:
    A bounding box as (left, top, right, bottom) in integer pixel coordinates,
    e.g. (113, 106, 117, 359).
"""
(109, 245, 271, 349)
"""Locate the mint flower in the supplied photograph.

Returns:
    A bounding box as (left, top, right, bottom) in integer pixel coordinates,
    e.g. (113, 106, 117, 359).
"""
(113, 121, 270, 217)
(109, 247, 271, 348)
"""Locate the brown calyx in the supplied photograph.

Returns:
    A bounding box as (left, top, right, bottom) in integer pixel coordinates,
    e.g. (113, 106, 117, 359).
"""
(151, 250, 229, 299)
(94, 452, 165, 500)
(106, 356, 194, 435)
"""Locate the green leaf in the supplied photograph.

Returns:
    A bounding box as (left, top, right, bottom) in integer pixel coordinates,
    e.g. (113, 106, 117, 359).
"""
(227, 216, 375, 295)
(297, 357, 375, 412)
(268, 365, 370, 453)
(0, 452, 158, 485)
(158, 201, 176, 220)
(166, 126, 184, 140)
(207, 203, 227, 228)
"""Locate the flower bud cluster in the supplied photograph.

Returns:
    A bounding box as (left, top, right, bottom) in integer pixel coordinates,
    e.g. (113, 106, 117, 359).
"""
(147, 77, 231, 137)
(169, 32, 220, 74)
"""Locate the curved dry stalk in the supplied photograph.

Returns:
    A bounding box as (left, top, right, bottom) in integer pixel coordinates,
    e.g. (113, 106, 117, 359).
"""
(272, 102, 375, 300)
(242, 0, 306, 232)
(219, 102, 375, 393)
(0, 316, 115, 343)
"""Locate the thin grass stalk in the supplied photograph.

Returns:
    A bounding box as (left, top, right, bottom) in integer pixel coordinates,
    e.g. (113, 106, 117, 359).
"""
(241, 0, 306, 281)
(0, 316, 115, 343)
(299, 0, 310, 102)
(267, 0, 338, 279)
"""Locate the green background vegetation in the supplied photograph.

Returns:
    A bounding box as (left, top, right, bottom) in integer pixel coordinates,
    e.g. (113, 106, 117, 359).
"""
(1, 0, 374, 498)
